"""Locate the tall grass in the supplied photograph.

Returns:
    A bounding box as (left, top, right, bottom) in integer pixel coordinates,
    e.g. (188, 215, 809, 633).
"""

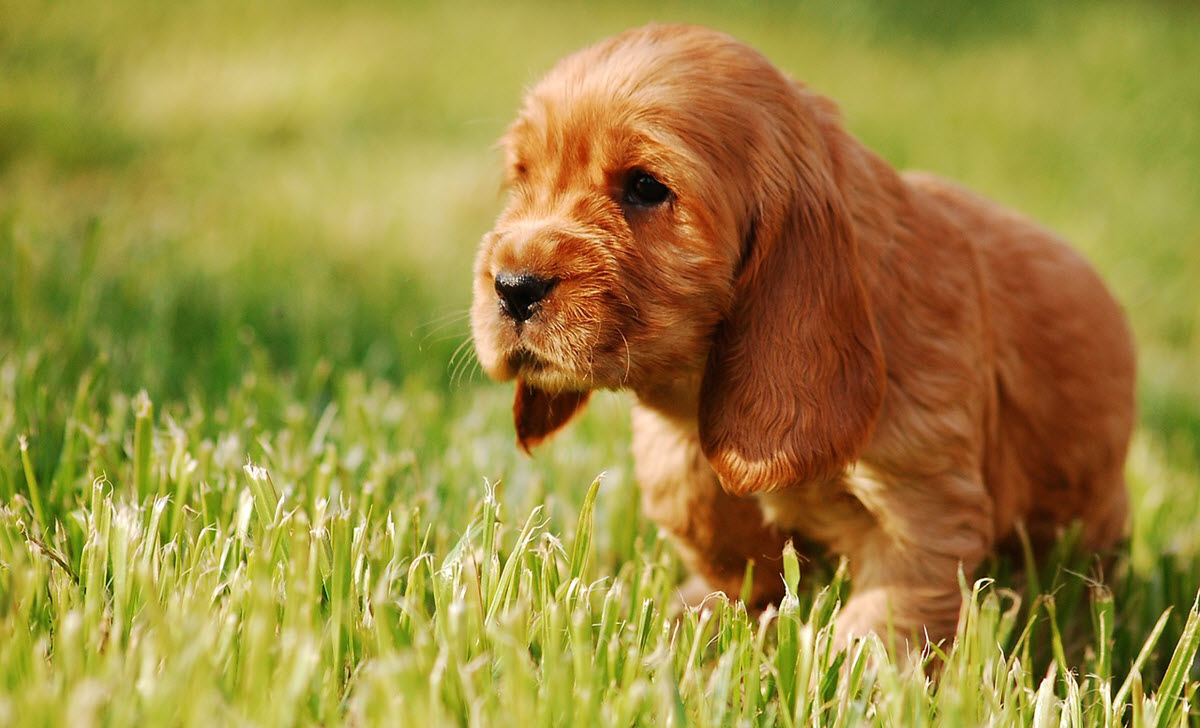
(3, 342, 1198, 724)
(2, 0, 1199, 723)
(3, 377, 1200, 725)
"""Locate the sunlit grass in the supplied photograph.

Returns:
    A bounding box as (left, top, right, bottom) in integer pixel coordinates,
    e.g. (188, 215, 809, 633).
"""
(3, 375, 1200, 725)
(7, 378, 1200, 724)
(2, 0, 1199, 724)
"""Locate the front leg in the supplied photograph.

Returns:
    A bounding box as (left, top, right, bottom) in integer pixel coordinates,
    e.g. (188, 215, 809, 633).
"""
(632, 404, 793, 608)
(834, 467, 995, 651)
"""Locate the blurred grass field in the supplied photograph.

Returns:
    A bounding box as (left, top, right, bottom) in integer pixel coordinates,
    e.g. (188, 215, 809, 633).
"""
(2, 0, 1200, 724)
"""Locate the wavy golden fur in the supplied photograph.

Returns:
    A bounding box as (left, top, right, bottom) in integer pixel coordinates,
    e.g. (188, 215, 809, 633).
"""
(471, 24, 1136, 648)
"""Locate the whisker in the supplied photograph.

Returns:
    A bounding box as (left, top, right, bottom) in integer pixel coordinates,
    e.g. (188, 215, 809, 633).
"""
(448, 336, 479, 388)
(416, 308, 473, 348)
(424, 307, 473, 326)
(583, 322, 602, 388)
(452, 356, 483, 389)
(454, 347, 481, 388)
(614, 292, 643, 322)
(618, 329, 632, 386)
(451, 355, 479, 390)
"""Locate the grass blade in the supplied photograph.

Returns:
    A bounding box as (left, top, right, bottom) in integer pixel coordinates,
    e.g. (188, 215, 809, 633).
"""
(18, 435, 46, 530)
(1154, 595, 1200, 728)
(569, 473, 603, 583)
(1115, 608, 1173, 712)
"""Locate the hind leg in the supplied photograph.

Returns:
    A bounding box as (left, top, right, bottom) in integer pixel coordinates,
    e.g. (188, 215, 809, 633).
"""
(1079, 468, 1129, 552)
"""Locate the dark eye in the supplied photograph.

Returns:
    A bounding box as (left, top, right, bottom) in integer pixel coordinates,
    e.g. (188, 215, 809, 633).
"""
(624, 172, 671, 207)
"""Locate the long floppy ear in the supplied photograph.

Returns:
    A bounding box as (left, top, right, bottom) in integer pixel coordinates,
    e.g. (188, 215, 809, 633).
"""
(699, 162, 886, 496)
(514, 381, 591, 453)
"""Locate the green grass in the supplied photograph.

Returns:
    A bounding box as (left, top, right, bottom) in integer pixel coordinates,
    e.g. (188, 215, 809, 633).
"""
(2, 0, 1199, 724)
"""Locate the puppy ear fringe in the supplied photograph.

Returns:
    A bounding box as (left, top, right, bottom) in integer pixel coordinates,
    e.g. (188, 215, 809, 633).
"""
(699, 120, 886, 495)
(514, 381, 591, 453)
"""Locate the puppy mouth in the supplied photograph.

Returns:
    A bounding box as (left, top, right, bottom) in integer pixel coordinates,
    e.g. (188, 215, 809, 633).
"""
(507, 348, 548, 375)
(504, 347, 597, 392)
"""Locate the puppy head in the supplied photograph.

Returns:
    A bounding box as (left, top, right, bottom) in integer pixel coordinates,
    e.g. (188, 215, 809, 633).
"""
(473, 27, 759, 392)
(471, 24, 885, 484)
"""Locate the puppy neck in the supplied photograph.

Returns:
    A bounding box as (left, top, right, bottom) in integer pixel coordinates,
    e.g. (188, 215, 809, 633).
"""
(632, 374, 703, 424)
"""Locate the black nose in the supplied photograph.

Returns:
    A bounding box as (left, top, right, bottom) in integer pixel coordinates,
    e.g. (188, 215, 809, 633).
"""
(494, 272, 557, 322)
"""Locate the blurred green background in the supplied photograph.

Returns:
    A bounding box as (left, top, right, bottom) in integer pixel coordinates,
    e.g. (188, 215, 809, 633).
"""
(2, 0, 1198, 485)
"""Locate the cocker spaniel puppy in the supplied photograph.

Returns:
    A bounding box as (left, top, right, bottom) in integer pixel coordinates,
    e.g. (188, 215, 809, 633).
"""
(470, 24, 1135, 648)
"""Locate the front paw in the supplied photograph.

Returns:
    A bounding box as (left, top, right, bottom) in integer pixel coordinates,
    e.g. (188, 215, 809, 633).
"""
(833, 586, 959, 654)
(674, 575, 727, 612)
(832, 588, 889, 650)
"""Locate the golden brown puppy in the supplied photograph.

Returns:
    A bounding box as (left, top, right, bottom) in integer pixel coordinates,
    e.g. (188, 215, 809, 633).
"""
(471, 24, 1135, 648)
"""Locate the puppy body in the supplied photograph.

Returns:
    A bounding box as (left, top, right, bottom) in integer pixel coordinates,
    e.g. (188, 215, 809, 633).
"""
(471, 25, 1135, 646)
